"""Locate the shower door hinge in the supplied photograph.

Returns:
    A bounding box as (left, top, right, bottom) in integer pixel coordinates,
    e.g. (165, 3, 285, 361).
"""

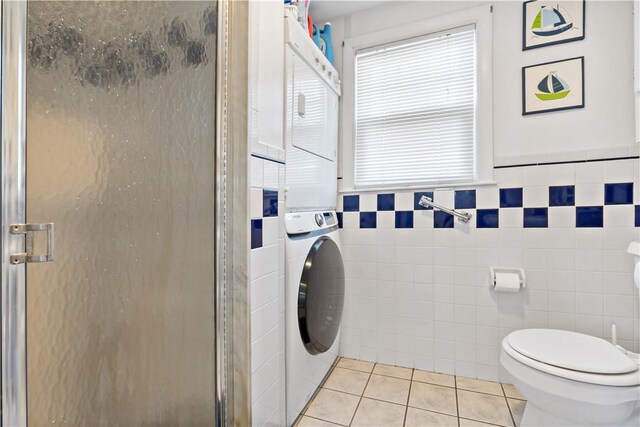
(10, 223, 55, 264)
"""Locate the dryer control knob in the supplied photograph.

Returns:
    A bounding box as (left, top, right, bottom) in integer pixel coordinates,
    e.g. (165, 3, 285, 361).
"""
(315, 213, 324, 227)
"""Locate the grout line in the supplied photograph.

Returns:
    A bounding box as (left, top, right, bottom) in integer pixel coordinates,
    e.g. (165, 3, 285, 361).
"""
(402, 369, 414, 427)
(334, 365, 375, 375)
(347, 368, 373, 426)
(501, 384, 517, 427)
(454, 376, 461, 427)
(404, 404, 460, 419)
(460, 417, 506, 427)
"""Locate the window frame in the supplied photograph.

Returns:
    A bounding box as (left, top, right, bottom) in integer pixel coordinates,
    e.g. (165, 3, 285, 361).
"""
(341, 4, 494, 191)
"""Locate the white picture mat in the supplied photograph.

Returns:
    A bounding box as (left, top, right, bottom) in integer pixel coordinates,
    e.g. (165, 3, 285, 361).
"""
(523, 57, 584, 114)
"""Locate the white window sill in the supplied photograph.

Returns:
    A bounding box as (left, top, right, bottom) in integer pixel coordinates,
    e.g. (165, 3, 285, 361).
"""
(339, 180, 498, 194)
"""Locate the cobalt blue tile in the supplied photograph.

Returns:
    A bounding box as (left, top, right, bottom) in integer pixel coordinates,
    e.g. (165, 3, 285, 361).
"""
(524, 208, 548, 228)
(360, 212, 377, 228)
(476, 209, 499, 228)
(343, 195, 360, 212)
(576, 206, 604, 228)
(434, 211, 454, 228)
(263, 190, 278, 217)
(455, 190, 476, 209)
(336, 212, 343, 229)
(414, 191, 434, 210)
(377, 193, 395, 211)
(395, 211, 414, 228)
(549, 186, 575, 207)
(500, 188, 523, 208)
(604, 183, 633, 205)
(636, 206, 640, 227)
(250, 219, 262, 249)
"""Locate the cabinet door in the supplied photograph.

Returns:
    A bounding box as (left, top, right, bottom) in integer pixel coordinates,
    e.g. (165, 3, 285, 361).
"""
(292, 54, 333, 161)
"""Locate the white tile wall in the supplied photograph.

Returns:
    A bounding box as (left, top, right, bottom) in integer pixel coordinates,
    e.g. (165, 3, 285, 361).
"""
(339, 159, 640, 383)
(250, 153, 285, 426)
(248, 2, 286, 425)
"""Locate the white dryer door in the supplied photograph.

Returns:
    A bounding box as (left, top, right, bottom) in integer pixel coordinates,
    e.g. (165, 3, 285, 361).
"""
(292, 54, 338, 161)
(298, 236, 345, 354)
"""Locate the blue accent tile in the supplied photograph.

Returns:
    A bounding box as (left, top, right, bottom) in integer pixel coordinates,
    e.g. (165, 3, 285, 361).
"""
(395, 211, 414, 228)
(250, 219, 262, 249)
(336, 212, 343, 229)
(377, 193, 395, 211)
(549, 186, 575, 207)
(414, 191, 434, 210)
(455, 190, 476, 209)
(500, 188, 523, 208)
(524, 208, 548, 228)
(604, 183, 633, 205)
(343, 195, 360, 212)
(263, 189, 278, 217)
(476, 209, 499, 228)
(360, 212, 377, 228)
(576, 206, 604, 228)
(636, 206, 640, 227)
(434, 211, 454, 228)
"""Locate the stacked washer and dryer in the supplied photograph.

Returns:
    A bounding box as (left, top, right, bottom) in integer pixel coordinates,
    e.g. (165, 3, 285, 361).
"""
(283, 9, 344, 426)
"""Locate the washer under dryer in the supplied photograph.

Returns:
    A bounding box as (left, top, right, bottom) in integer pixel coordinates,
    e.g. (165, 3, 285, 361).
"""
(285, 210, 345, 425)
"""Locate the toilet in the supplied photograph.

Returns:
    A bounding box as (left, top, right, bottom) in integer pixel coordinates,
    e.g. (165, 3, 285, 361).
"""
(501, 329, 640, 427)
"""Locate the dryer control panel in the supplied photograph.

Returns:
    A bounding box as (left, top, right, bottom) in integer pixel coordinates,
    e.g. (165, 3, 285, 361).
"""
(285, 211, 337, 235)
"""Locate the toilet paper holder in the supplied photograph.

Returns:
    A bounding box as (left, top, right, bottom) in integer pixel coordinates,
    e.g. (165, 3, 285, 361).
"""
(489, 267, 526, 291)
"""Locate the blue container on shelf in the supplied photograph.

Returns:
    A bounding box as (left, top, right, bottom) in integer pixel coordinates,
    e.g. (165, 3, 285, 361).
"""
(319, 23, 334, 65)
(311, 23, 321, 49)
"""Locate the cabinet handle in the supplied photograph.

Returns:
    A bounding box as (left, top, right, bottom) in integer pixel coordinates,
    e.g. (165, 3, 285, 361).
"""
(298, 92, 306, 118)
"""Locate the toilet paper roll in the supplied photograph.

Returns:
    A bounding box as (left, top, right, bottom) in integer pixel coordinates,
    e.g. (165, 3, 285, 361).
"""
(493, 272, 521, 292)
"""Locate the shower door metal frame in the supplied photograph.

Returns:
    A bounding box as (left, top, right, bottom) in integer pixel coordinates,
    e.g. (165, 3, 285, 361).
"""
(0, 0, 251, 426)
(1, 1, 28, 425)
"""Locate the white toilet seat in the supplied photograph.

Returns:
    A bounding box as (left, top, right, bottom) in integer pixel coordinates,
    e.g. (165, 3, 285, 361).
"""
(507, 329, 638, 374)
(504, 340, 640, 387)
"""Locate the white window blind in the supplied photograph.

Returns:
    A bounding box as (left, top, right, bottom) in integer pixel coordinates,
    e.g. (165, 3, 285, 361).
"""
(355, 26, 476, 187)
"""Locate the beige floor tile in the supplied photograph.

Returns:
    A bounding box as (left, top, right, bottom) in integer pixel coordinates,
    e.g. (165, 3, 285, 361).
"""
(456, 377, 504, 396)
(459, 418, 501, 427)
(296, 415, 342, 427)
(502, 383, 526, 400)
(412, 370, 456, 387)
(351, 397, 406, 427)
(508, 398, 526, 427)
(408, 381, 458, 416)
(373, 363, 413, 379)
(337, 357, 375, 373)
(323, 367, 370, 395)
(363, 374, 411, 405)
(305, 388, 360, 426)
(457, 390, 514, 427)
(404, 407, 458, 427)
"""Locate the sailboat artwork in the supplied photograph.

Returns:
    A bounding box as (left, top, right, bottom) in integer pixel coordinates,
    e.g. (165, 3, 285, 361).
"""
(535, 72, 571, 101)
(531, 5, 573, 37)
(522, 56, 584, 115)
(522, 0, 585, 51)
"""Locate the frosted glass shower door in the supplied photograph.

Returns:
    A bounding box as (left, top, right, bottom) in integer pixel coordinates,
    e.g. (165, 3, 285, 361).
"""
(20, 1, 218, 425)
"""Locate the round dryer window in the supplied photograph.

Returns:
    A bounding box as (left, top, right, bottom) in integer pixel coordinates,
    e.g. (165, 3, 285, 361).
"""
(298, 236, 345, 355)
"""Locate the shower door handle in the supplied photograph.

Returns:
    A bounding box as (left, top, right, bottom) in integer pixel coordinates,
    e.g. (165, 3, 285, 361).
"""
(9, 223, 55, 264)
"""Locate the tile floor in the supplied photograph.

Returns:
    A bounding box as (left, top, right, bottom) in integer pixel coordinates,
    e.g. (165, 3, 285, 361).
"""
(296, 358, 527, 427)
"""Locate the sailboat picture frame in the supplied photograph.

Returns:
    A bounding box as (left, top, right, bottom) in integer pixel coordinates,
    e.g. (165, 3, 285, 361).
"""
(522, 56, 584, 115)
(523, 0, 586, 50)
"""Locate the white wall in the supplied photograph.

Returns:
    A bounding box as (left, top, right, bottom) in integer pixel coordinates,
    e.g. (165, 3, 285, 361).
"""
(329, 0, 636, 169)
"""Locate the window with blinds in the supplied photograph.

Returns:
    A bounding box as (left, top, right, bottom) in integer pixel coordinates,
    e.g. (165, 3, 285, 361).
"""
(354, 26, 477, 187)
